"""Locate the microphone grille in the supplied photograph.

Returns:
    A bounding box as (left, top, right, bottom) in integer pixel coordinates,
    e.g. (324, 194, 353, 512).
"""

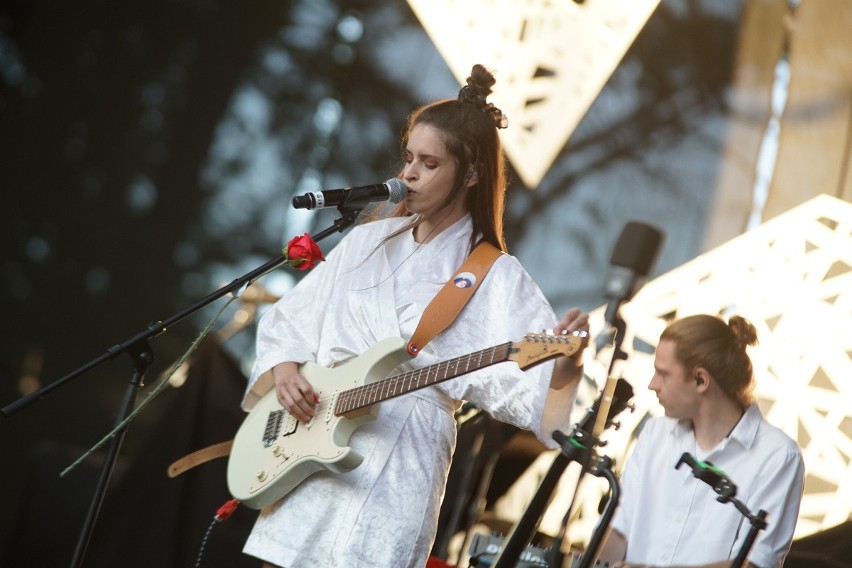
(610, 221, 664, 276)
(385, 178, 407, 203)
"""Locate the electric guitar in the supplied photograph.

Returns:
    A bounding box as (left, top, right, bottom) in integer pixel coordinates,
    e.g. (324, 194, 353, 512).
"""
(227, 331, 588, 509)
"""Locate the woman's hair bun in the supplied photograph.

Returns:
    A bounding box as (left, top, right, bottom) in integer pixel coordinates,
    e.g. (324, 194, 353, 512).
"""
(458, 64, 508, 129)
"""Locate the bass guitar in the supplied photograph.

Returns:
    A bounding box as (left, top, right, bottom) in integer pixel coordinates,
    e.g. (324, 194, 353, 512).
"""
(227, 331, 588, 509)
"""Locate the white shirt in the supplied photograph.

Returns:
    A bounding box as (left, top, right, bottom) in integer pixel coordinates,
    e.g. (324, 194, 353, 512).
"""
(242, 215, 577, 568)
(612, 403, 804, 568)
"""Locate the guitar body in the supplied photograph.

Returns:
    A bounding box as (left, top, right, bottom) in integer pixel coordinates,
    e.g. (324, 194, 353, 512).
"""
(227, 337, 412, 509)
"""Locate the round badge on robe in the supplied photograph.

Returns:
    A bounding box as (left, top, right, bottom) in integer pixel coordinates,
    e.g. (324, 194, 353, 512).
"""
(453, 272, 476, 288)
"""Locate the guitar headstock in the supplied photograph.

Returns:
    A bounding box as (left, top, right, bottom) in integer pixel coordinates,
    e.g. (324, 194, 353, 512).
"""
(508, 330, 589, 370)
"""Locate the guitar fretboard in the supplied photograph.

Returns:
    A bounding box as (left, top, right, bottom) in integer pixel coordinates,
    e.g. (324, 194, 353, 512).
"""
(334, 342, 514, 415)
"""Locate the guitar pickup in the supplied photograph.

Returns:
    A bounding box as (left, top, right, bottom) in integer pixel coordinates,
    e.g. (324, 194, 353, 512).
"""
(263, 410, 298, 447)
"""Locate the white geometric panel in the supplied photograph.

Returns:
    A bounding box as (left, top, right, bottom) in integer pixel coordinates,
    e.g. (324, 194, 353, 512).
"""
(407, 0, 661, 188)
(601, 193, 852, 538)
(492, 194, 852, 549)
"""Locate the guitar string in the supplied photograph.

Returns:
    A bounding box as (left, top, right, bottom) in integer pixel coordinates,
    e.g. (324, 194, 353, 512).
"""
(330, 342, 513, 413)
(289, 334, 578, 414)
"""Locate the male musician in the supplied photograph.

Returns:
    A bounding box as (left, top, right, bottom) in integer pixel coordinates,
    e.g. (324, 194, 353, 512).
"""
(599, 314, 804, 568)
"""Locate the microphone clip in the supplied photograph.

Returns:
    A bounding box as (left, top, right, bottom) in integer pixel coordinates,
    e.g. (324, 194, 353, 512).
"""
(675, 452, 736, 502)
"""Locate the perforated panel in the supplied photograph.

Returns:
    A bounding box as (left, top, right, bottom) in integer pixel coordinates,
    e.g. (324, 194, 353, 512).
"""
(495, 194, 852, 545)
(407, 0, 661, 188)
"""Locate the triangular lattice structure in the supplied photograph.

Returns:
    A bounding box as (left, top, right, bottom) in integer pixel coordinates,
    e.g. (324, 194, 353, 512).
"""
(407, 0, 661, 188)
(494, 194, 852, 547)
(613, 193, 852, 538)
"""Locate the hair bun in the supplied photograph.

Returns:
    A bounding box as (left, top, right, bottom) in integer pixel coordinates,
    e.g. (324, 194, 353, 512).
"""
(728, 315, 759, 350)
(458, 64, 509, 129)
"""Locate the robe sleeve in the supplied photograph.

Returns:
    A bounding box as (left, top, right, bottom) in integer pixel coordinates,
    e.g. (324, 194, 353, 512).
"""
(435, 254, 579, 446)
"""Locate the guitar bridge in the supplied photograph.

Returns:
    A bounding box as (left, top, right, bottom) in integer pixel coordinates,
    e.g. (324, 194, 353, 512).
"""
(263, 410, 297, 447)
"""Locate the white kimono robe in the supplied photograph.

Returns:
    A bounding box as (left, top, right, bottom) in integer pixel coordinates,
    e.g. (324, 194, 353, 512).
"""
(242, 214, 577, 568)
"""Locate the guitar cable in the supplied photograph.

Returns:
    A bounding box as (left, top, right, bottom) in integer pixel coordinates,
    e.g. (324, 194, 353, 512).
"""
(195, 498, 240, 568)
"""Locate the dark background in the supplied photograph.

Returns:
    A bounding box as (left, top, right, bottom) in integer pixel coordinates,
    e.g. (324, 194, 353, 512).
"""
(0, 1, 743, 565)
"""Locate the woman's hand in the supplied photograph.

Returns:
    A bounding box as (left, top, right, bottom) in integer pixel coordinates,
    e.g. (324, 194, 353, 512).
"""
(271, 361, 318, 422)
(550, 307, 590, 390)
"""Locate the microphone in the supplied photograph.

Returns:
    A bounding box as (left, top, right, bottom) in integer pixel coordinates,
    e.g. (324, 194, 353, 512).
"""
(291, 178, 407, 210)
(676, 452, 737, 502)
(595, 221, 664, 351)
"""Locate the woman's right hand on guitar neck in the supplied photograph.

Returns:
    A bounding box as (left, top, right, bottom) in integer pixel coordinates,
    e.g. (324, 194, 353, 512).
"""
(272, 361, 318, 423)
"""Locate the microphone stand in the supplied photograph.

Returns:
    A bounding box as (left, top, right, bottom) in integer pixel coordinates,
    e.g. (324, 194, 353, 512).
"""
(574, 454, 619, 568)
(1, 203, 365, 568)
(732, 509, 768, 568)
(675, 453, 769, 568)
(491, 311, 632, 568)
(489, 403, 627, 568)
(491, 222, 656, 568)
(489, 425, 593, 568)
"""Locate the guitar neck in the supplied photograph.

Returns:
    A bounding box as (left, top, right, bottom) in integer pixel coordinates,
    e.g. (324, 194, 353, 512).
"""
(334, 342, 514, 415)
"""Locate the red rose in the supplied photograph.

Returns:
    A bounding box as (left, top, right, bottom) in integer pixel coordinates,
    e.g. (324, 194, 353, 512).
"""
(284, 233, 325, 271)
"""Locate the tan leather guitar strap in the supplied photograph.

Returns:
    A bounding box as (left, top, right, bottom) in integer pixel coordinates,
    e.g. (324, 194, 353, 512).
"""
(167, 241, 502, 479)
(406, 241, 502, 356)
(167, 440, 232, 478)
